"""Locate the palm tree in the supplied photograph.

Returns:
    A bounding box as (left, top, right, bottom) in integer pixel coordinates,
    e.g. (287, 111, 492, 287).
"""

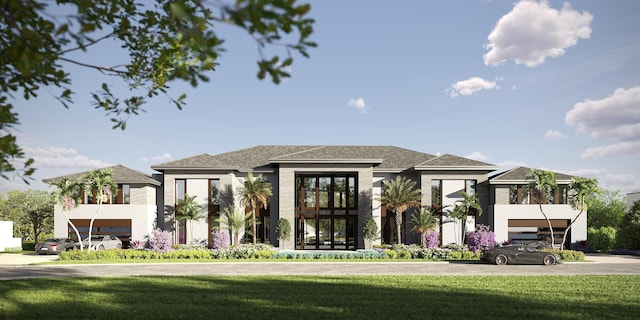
(238, 172, 273, 245)
(410, 207, 438, 248)
(525, 169, 557, 248)
(177, 194, 206, 244)
(562, 177, 600, 249)
(49, 177, 85, 250)
(82, 168, 118, 251)
(449, 192, 483, 244)
(377, 176, 421, 245)
(218, 205, 251, 247)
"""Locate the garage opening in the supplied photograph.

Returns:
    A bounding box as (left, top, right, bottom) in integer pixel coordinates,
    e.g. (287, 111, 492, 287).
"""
(68, 219, 132, 248)
(508, 219, 569, 249)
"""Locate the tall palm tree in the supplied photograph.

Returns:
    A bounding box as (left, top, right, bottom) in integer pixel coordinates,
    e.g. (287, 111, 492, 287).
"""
(177, 194, 206, 244)
(562, 177, 600, 249)
(525, 169, 557, 247)
(410, 207, 438, 248)
(238, 172, 273, 245)
(377, 176, 421, 245)
(82, 168, 118, 251)
(218, 205, 251, 247)
(449, 192, 483, 244)
(49, 177, 85, 250)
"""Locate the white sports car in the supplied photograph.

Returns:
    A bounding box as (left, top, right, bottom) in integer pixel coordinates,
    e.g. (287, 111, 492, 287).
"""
(76, 235, 122, 251)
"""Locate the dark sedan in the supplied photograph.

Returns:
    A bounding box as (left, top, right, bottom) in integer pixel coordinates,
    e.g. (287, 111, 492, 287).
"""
(481, 244, 561, 265)
(35, 238, 76, 255)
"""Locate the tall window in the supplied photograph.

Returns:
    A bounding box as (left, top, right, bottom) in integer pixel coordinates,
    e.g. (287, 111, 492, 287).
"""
(431, 180, 441, 208)
(175, 179, 186, 203)
(175, 179, 186, 244)
(209, 179, 220, 205)
(114, 184, 130, 204)
(465, 180, 476, 195)
(295, 174, 357, 250)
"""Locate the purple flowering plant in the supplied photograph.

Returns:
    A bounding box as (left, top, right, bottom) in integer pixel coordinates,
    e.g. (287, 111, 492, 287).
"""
(466, 224, 496, 253)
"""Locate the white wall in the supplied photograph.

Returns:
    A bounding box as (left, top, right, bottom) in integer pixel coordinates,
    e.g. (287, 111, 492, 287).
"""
(627, 191, 640, 211)
(53, 204, 157, 241)
(0, 221, 22, 251)
(185, 179, 210, 245)
(441, 180, 465, 245)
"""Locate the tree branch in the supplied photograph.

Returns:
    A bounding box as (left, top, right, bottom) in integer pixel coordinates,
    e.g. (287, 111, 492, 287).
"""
(58, 57, 129, 76)
(58, 31, 116, 55)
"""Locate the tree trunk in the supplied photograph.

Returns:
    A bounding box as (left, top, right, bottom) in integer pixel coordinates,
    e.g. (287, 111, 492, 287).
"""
(538, 204, 555, 248)
(252, 207, 257, 245)
(62, 210, 83, 251)
(88, 202, 104, 251)
(561, 209, 584, 250)
(395, 210, 402, 245)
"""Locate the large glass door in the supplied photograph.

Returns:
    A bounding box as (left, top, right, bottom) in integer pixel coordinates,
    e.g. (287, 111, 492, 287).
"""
(295, 174, 358, 250)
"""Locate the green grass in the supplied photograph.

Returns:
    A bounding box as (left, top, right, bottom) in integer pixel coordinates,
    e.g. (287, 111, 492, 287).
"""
(1, 276, 638, 319)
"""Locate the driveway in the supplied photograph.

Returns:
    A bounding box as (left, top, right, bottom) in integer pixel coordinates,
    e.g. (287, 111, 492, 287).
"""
(0, 253, 639, 280)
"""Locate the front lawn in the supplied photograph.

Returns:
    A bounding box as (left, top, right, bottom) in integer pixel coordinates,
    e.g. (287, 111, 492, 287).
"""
(1, 275, 637, 319)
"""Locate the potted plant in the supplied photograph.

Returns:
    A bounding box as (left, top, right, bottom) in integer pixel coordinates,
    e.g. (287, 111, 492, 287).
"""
(275, 218, 291, 248)
(363, 217, 378, 249)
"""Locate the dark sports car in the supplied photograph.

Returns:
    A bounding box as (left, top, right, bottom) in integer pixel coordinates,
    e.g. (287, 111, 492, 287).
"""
(481, 244, 561, 265)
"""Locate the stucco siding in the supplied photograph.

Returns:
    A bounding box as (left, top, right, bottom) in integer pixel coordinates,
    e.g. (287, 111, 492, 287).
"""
(53, 204, 157, 241)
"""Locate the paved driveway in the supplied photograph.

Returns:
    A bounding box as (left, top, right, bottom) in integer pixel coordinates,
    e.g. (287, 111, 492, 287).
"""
(0, 253, 639, 280)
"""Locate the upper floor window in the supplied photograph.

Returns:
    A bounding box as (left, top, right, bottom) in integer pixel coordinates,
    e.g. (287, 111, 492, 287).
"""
(465, 180, 477, 195)
(175, 179, 186, 204)
(295, 174, 357, 209)
(508, 184, 569, 205)
(209, 179, 220, 205)
(431, 180, 441, 208)
(112, 184, 130, 204)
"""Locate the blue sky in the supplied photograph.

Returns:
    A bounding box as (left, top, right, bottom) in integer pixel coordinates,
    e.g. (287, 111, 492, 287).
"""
(4, 0, 640, 195)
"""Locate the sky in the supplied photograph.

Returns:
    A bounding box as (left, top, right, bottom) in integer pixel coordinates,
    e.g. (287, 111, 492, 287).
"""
(3, 0, 640, 195)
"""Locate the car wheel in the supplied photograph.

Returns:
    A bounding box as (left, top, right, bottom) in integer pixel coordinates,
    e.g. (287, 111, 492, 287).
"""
(116, 243, 122, 249)
(98, 245, 105, 251)
(543, 254, 556, 265)
(494, 254, 508, 265)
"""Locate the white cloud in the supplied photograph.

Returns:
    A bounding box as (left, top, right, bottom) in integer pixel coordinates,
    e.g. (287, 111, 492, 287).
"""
(484, 0, 592, 67)
(448, 77, 498, 98)
(22, 146, 111, 169)
(465, 151, 489, 162)
(141, 153, 173, 163)
(497, 160, 528, 169)
(564, 168, 639, 194)
(545, 129, 567, 140)
(566, 86, 640, 158)
(581, 141, 640, 159)
(347, 98, 367, 113)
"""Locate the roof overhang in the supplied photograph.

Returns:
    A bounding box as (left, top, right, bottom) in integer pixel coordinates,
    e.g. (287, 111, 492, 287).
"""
(414, 165, 500, 171)
(269, 158, 383, 165)
(151, 166, 241, 172)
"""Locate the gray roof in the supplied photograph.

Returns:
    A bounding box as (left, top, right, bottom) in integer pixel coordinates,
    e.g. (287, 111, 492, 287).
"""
(489, 166, 574, 183)
(152, 145, 442, 172)
(43, 165, 161, 186)
(415, 154, 499, 170)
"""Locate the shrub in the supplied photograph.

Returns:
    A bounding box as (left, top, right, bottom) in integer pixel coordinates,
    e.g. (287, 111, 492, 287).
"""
(275, 218, 291, 242)
(543, 249, 585, 261)
(211, 229, 230, 249)
(22, 242, 35, 251)
(425, 232, 439, 248)
(588, 226, 617, 252)
(617, 201, 640, 249)
(467, 224, 496, 253)
(362, 218, 378, 243)
(149, 228, 173, 253)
